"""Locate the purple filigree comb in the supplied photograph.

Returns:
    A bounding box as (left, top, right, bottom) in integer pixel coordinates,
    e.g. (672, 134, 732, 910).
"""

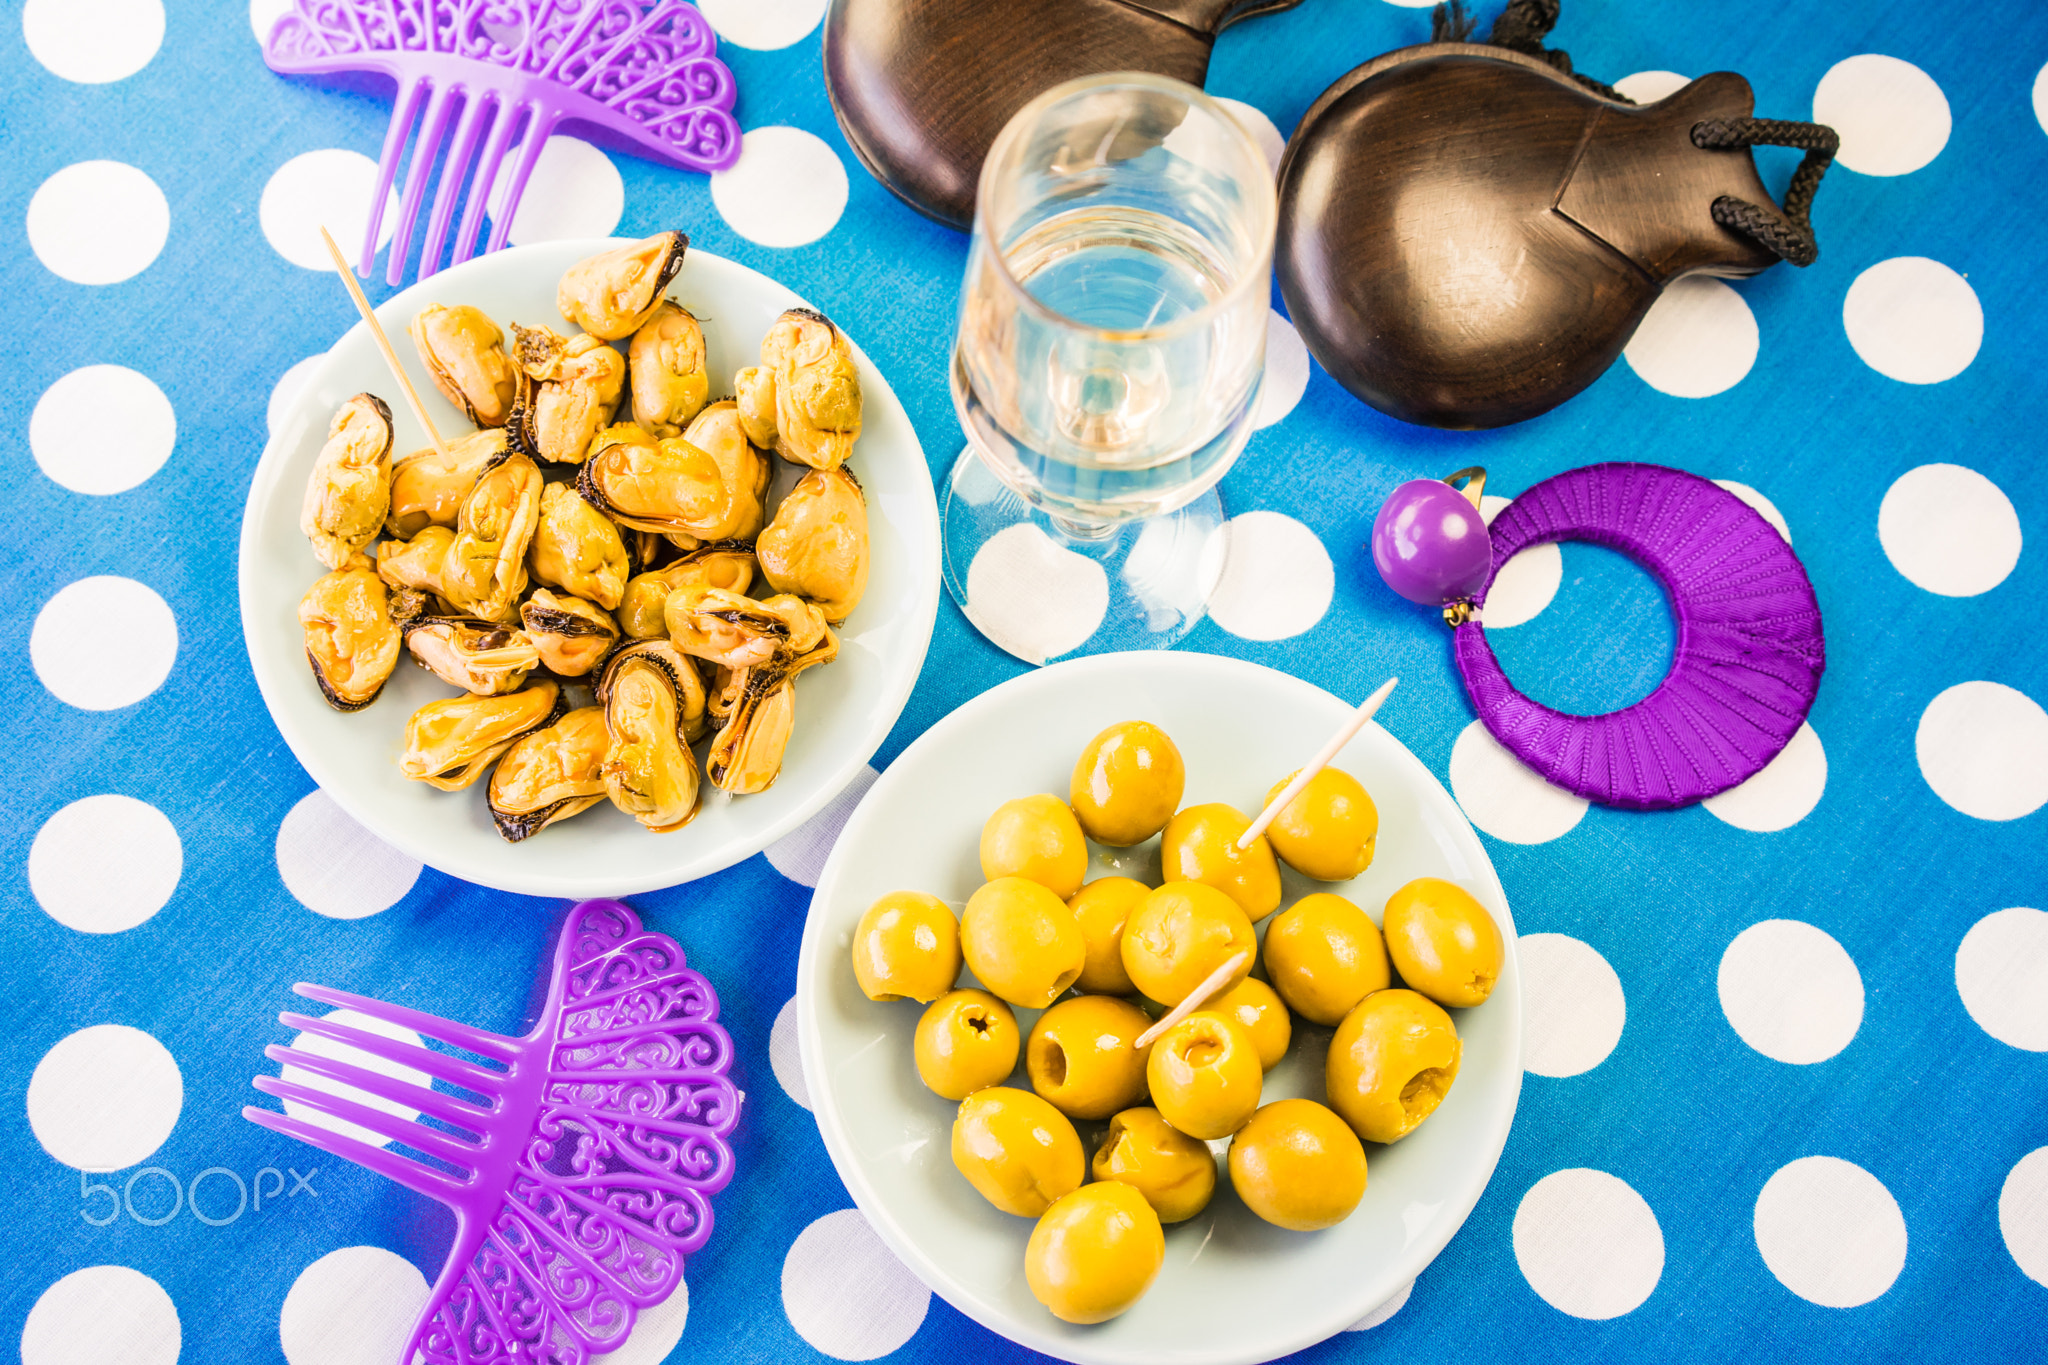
(263, 0, 741, 284)
(244, 898, 739, 1364)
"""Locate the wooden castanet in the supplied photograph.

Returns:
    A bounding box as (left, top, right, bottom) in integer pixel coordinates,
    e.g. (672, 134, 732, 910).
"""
(1277, 43, 1791, 430)
(824, 0, 1302, 230)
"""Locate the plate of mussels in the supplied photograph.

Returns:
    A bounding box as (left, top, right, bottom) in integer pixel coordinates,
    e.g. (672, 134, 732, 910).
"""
(240, 235, 941, 898)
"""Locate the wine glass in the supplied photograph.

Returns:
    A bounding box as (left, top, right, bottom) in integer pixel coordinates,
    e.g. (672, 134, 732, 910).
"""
(945, 71, 1278, 663)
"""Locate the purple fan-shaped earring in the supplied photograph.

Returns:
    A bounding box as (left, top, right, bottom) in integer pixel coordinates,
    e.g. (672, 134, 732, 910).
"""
(1373, 462, 1826, 811)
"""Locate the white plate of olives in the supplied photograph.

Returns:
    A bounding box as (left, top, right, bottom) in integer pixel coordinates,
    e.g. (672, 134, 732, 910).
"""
(798, 651, 1522, 1365)
(241, 238, 940, 897)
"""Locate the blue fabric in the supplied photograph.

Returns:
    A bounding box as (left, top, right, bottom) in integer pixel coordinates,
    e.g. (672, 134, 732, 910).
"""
(4, 0, 2046, 1361)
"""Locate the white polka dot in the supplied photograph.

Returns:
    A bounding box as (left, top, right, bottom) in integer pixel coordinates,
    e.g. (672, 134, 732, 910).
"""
(2001, 1148, 2048, 1287)
(1623, 276, 1758, 398)
(1519, 934, 1625, 1078)
(27, 1024, 183, 1171)
(1717, 920, 1863, 1064)
(698, 0, 826, 49)
(1753, 1156, 1906, 1307)
(269, 355, 324, 438)
(29, 796, 181, 934)
(1513, 1170, 1663, 1319)
(1448, 722, 1588, 845)
(782, 1209, 930, 1360)
(593, 1285, 690, 1365)
(1713, 479, 1791, 543)
(489, 136, 624, 246)
(1813, 54, 1951, 176)
(1843, 256, 1982, 384)
(276, 790, 423, 919)
(1703, 723, 1826, 832)
(1955, 908, 2048, 1051)
(279, 1246, 430, 1365)
(1915, 681, 2048, 821)
(32, 577, 177, 711)
(1205, 511, 1334, 641)
(1343, 1278, 1413, 1330)
(31, 366, 176, 495)
(250, 0, 291, 44)
(1379, 0, 1436, 9)
(281, 1010, 432, 1149)
(962, 522, 1108, 664)
(1477, 495, 1561, 628)
(711, 127, 848, 249)
(21, 1266, 179, 1365)
(1252, 310, 1310, 428)
(766, 764, 879, 887)
(769, 997, 810, 1110)
(27, 161, 170, 285)
(1214, 97, 1287, 176)
(2036, 61, 2048, 137)
(23, 0, 163, 83)
(1878, 463, 2021, 596)
(261, 149, 401, 271)
(1613, 70, 1691, 104)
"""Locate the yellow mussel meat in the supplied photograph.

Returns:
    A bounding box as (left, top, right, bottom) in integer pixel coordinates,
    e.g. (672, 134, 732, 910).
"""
(410, 304, 517, 427)
(521, 588, 620, 677)
(755, 467, 868, 622)
(301, 393, 395, 569)
(399, 680, 561, 791)
(628, 300, 710, 436)
(488, 705, 611, 843)
(556, 231, 687, 341)
(528, 482, 628, 610)
(299, 553, 401, 712)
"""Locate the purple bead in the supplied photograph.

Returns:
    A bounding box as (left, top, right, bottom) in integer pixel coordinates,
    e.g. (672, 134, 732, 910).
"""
(1372, 478, 1494, 605)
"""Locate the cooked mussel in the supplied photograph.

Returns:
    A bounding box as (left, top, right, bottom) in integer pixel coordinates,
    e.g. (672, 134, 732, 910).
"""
(508, 324, 626, 464)
(487, 705, 610, 842)
(386, 585, 434, 626)
(738, 309, 862, 471)
(399, 680, 562, 791)
(386, 428, 507, 538)
(521, 588, 620, 677)
(681, 400, 768, 541)
(705, 629, 837, 794)
(557, 232, 687, 340)
(378, 525, 456, 596)
(733, 364, 779, 451)
(664, 586, 829, 670)
(403, 615, 541, 695)
(410, 304, 517, 427)
(575, 423, 739, 545)
(442, 451, 542, 623)
(616, 541, 757, 639)
(629, 301, 711, 436)
(755, 467, 868, 622)
(300, 553, 401, 712)
(597, 640, 705, 832)
(301, 393, 395, 569)
(528, 482, 628, 610)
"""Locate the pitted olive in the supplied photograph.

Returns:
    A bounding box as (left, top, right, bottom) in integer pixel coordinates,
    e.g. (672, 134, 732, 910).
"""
(980, 795, 1089, 899)
(1069, 721, 1185, 846)
(1160, 803, 1281, 921)
(850, 891, 961, 1003)
(1263, 766, 1379, 881)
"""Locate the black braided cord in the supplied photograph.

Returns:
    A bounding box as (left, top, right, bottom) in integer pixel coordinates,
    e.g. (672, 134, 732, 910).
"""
(1429, 0, 1838, 266)
(1690, 117, 1839, 266)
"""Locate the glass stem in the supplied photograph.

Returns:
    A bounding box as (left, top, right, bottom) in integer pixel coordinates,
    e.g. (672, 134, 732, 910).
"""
(1047, 513, 1117, 543)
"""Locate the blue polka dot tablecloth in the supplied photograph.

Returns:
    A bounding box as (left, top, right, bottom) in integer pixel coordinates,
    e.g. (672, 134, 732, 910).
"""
(5, 0, 2048, 1360)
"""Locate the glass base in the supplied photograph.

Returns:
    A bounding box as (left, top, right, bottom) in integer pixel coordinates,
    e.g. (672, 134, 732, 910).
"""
(942, 446, 1228, 665)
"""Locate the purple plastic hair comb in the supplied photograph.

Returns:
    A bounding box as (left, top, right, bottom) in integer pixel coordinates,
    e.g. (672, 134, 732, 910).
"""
(1373, 462, 1825, 810)
(244, 898, 738, 1364)
(263, 0, 742, 285)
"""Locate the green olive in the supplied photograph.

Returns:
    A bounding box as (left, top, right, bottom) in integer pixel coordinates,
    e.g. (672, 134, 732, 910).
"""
(951, 1086, 1085, 1216)
(1146, 1010, 1262, 1140)
(1262, 892, 1391, 1026)
(1228, 1098, 1367, 1231)
(1326, 989, 1461, 1144)
(1069, 721, 1185, 846)
(1067, 877, 1149, 995)
(1025, 1180, 1164, 1324)
(980, 795, 1088, 899)
(1026, 995, 1152, 1120)
(1382, 877, 1504, 1008)
(1207, 976, 1292, 1071)
(960, 877, 1087, 1009)
(1090, 1106, 1217, 1223)
(1263, 766, 1379, 881)
(1160, 803, 1281, 921)
(915, 989, 1020, 1100)
(1120, 882, 1256, 1006)
(850, 891, 962, 1003)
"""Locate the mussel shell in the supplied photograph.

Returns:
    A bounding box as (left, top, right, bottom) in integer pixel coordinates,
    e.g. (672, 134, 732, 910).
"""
(488, 705, 609, 842)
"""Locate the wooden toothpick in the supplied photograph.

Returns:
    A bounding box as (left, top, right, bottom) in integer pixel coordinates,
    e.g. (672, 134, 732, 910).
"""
(1237, 676, 1399, 850)
(1134, 951, 1250, 1051)
(318, 225, 450, 460)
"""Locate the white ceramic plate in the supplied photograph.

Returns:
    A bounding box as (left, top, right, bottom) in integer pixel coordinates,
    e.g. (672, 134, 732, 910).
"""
(241, 239, 940, 898)
(799, 652, 1522, 1365)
